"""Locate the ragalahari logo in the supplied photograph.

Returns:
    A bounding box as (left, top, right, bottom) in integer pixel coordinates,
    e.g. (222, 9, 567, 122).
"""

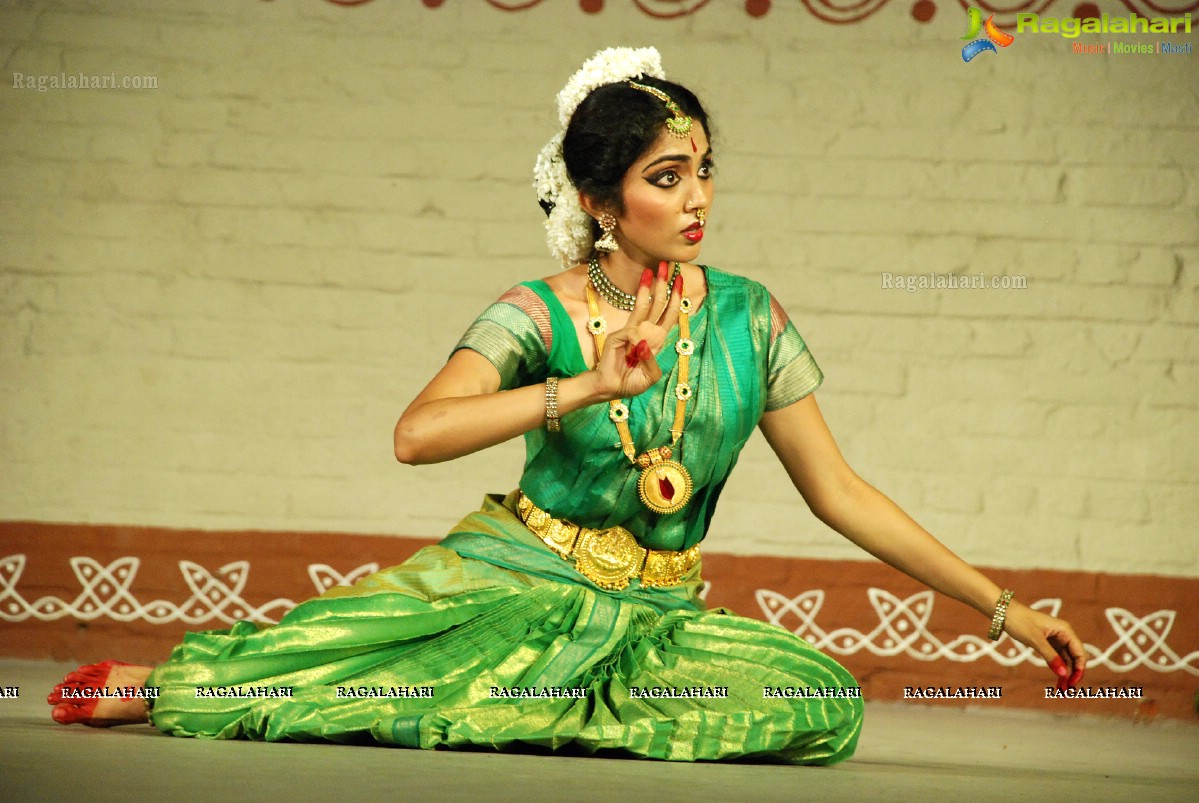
(961, 8, 1015, 62)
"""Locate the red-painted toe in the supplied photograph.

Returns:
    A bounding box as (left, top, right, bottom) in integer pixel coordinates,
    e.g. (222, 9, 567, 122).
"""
(46, 659, 135, 726)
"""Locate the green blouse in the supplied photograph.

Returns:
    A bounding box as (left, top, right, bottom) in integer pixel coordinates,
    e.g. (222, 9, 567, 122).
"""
(453, 266, 822, 553)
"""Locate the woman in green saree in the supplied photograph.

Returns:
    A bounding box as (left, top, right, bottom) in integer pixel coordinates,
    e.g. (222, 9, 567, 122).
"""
(48, 47, 1086, 765)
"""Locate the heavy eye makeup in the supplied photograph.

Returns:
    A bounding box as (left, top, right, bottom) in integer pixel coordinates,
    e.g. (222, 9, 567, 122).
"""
(643, 156, 716, 188)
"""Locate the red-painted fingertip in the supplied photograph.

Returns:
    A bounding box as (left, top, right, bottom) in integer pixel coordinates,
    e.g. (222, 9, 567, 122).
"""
(637, 340, 652, 362)
(1048, 656, 1068, 678)
(673, 273, 683, 294)
(640, 268, 653, 289)
(1069, 667, 1084, 687)
(657, 261, 668, 282)
(625, 349, 639, 368)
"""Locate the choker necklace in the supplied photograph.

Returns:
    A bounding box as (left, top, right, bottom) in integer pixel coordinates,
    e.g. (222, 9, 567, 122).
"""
(588, 258, 679, 312)
(584, 274, 695, 515)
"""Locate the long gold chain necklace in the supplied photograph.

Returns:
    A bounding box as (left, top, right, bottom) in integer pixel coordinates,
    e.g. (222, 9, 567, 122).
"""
(584, 273, 695, 515)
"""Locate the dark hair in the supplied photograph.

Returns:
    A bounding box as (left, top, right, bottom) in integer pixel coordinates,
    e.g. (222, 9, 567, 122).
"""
(561, 76, 711, 233)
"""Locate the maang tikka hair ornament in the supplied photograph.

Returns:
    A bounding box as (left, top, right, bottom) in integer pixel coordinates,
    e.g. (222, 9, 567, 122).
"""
(533, 47, 667, 266)
(626, 81, 692, 139)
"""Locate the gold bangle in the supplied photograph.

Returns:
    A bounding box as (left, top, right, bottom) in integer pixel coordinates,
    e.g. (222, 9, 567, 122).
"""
(545, 377, 560, 433)
(987, 589, 1013, 641)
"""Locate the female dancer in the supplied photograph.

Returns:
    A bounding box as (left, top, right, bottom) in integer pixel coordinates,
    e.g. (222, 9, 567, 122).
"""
(48, 47, 1085, 765)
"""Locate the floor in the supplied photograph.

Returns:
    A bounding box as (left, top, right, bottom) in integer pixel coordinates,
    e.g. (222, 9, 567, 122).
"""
(1, 660, 1195, 802)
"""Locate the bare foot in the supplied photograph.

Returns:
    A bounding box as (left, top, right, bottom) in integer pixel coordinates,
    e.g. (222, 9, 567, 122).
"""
(48, 661, 156, 726)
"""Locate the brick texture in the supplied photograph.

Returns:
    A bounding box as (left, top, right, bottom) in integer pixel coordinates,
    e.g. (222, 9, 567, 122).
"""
(1, 1, 1196, 582)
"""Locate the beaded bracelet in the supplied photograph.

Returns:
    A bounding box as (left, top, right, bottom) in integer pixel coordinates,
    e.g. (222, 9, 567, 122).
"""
(545, 377, 561, 433)
(987, 589, 1014, 641)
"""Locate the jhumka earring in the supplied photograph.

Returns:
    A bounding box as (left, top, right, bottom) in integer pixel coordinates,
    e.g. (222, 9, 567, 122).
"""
(594, 213, 619, 253)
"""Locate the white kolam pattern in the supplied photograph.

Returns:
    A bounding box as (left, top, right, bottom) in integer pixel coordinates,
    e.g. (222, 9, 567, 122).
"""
(1, 553, 1195, 675)
(756, 587, 1199, 675)
(0, 553, 377, 626)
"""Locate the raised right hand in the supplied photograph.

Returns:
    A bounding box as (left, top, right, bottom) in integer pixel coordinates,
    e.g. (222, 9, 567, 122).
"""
(591, 261, 685, 402)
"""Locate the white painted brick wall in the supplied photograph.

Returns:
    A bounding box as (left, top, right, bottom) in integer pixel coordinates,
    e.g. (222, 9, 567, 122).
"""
(1, 1, 1195, 576)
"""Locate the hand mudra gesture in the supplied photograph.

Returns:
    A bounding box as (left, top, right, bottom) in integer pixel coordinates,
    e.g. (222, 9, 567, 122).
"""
(593, 261, 684, 401)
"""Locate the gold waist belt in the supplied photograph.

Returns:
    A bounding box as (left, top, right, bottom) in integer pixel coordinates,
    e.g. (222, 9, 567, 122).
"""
(515, 491, 700, 591)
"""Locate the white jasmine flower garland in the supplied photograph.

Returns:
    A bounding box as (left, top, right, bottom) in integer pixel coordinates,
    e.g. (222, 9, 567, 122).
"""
(534, 47, 667, 266)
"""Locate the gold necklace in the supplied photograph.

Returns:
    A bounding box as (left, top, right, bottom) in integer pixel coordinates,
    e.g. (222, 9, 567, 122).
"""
(584, 276, 695, 515)
(587, 257, 680, 312)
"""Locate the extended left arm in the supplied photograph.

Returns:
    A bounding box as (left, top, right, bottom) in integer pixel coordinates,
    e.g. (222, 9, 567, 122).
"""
(759, 394, 1086, 686)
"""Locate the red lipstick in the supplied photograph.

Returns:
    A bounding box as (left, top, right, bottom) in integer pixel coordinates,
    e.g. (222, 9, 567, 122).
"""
(683, 223, 704, 243)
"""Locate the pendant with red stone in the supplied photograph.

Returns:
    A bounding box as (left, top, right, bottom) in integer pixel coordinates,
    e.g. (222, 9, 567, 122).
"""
(635, 446, 693, 515)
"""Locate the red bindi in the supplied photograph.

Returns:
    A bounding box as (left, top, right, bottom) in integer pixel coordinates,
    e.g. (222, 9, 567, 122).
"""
(690, 136, 697, 153)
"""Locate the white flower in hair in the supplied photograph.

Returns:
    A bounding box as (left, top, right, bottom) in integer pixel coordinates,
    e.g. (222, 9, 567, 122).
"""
(534, 132, 591, 265)
(534, 46, 668, 266)
(555, 46, 665, 128)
